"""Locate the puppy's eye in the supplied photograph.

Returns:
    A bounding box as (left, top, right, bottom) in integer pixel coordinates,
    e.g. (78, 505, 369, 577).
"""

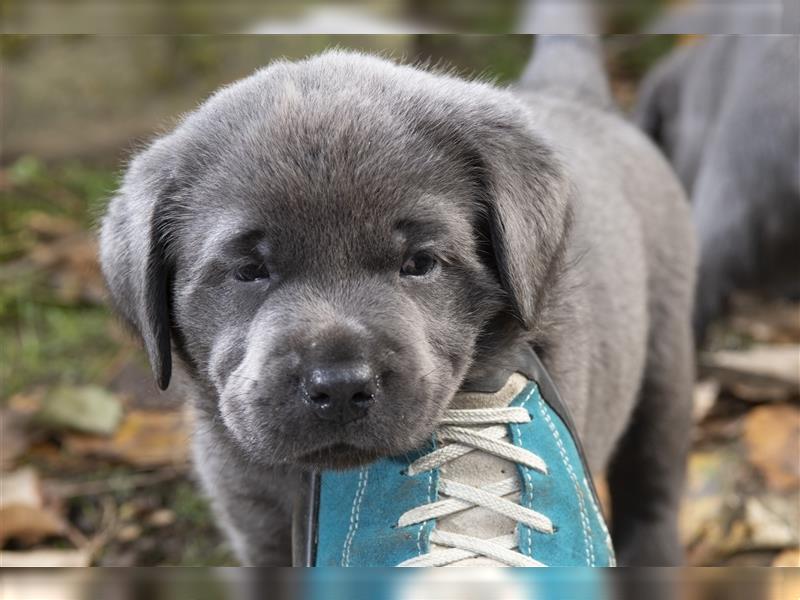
(400, 251, 437, 277)
(234, 263, 270, 282)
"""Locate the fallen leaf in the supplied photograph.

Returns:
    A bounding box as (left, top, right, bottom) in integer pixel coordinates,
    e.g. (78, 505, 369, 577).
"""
(772, 548, 800, 566)
(687, 490, 799, 565)
(703, 345, 800, 387)
(36, 385, 123, 436)
(743, 405, 800, 492)
(680, 446, 742, 548)
(744, 495, 799, 550)
(0, 467, 43, 508)
(0, 549, 90, 567)
(64, 409, 190, 467)
(0, 468, 66, 546)
(0, 505, 66, 546)
(693, 380, 720, 422)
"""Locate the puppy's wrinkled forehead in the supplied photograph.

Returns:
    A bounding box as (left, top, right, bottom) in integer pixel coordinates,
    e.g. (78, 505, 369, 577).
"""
(177, 67, 480, 271)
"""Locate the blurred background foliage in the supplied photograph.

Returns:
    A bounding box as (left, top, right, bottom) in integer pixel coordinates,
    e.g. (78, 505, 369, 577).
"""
(1, 0, 668, 34)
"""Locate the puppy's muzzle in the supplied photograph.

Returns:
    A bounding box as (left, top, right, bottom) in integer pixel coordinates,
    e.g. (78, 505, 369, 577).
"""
(303, 363, 379, 424)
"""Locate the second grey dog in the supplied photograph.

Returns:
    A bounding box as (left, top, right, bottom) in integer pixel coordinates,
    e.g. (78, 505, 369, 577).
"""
(635, 36, 800, 341)
(100, 39, 696, 566)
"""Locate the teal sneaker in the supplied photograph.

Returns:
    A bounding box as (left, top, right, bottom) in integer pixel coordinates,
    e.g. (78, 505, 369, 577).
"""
(293, 348, 615, 567)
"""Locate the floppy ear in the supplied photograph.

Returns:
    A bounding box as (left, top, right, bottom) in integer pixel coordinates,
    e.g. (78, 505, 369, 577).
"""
(100, 138, 180, 390)
(472, 117, 574, 330)
(420, 98, 574, 330)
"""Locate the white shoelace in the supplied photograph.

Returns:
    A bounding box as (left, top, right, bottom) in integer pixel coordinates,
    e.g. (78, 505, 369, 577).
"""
(396, 406, 554, 567)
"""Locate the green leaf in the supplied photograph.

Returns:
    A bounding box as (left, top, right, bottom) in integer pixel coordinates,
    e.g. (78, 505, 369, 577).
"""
(36, 385, 123, 436)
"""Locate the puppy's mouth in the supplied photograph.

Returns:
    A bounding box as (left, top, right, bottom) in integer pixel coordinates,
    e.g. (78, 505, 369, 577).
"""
(295, 443, 386, 470)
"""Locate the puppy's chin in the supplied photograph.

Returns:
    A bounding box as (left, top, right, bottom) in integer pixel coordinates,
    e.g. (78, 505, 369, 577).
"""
(294, 444, 387, 471)
(291, 428, 437, 470)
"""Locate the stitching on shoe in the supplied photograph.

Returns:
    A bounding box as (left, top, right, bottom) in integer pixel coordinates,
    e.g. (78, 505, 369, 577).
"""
(341, 466, 369, 566)
(538, 396, 595, 566)
(583, 475, 615, 565)
(418, 445, 437, 556)
(514, 384, 538, 556)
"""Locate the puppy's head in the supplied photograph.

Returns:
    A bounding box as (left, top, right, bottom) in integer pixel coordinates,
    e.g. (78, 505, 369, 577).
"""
(100, 51, 572, 469)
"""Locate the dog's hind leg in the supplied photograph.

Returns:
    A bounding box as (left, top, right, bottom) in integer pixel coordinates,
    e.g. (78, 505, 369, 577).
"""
(606, 261, 696, 566)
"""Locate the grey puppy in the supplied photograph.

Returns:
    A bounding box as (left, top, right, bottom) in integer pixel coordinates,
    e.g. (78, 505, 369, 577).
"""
(635, 35, 800, 341)
(100, 38, 696, 566)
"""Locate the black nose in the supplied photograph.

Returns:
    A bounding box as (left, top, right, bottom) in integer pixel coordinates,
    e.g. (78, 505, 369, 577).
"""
(303, 364, 378, 424)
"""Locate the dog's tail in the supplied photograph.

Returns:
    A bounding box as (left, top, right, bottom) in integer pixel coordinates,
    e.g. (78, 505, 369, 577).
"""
(517, 0, 613, 109)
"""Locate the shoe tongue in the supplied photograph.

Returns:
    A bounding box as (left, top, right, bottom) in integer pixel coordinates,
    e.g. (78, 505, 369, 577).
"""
(434, 372, 530, 566)
(450, 373, 529, 410)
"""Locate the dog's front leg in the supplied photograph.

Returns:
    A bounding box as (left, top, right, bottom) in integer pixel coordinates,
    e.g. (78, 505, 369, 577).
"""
(191, 419, 299, 566)
(606, 304, 694, 566)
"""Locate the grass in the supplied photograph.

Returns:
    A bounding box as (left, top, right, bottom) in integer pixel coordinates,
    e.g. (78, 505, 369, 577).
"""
(1, 157, 122, 398)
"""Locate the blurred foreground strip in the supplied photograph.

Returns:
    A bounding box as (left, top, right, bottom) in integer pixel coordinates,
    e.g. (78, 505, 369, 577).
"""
(0, 548, 90, 567)
(0, 568, 799, 600)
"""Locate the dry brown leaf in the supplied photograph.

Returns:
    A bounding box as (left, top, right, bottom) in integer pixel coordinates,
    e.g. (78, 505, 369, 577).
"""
(0, 467, 66, 546)
(64, 409, 190, 467)
(0, 505, 66, 546)
(772, 548, 800, 566)
(743, 405, 800, 492)
(0, 549, 90, 567)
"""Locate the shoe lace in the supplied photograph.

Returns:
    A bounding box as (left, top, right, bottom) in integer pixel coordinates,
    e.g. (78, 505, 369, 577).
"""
(396, 406, 553, 567)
